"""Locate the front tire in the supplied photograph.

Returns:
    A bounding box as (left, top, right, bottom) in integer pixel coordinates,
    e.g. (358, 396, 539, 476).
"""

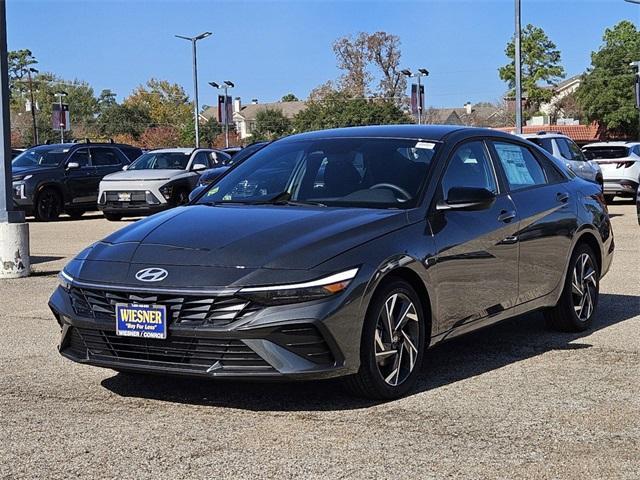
(35, 188, 62, 222)
(544, 244, 599, 332)
(604, 194, 614, 203)
(343, 279, 425, 400)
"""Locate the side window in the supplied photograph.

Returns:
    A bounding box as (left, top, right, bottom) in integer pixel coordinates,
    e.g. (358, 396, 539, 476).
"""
(566, 139, 586, 161)
(632, 145, 640, 156)
(91, 148, 121, 166)
(528, 137, 554, 154)
(441, 141, 497, 197)
(493, 142, 547, 190)
(192, 151, 211, 168)
(69, 148, 90, 167)
(119, 147, 142, 162)
(555, 139, 573, 160)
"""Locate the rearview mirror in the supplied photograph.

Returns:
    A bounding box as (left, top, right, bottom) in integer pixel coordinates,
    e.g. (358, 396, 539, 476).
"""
(189, 185, 206, 202)
(437, 187, 496, 211)
(66, 162, 80, 170)
(193, 163, 207, 171)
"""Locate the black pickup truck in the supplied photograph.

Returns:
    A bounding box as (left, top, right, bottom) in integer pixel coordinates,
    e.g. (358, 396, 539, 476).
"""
(11, 141, 142, 221)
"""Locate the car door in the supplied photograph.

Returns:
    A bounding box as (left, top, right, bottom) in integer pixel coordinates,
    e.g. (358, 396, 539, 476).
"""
(489, 139, 577, 304)
(64, 148, 95, 205)
(428, 140, 520, 333)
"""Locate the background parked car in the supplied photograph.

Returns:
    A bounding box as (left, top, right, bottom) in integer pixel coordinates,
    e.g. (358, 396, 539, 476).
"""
(221, 146, 243, 157)
(518, 132, 603, 187)
(98, 147, 230, 220)
(11, 141, 142, 221)
(582, 142, 640, 202)
(190, 141, 269, 201)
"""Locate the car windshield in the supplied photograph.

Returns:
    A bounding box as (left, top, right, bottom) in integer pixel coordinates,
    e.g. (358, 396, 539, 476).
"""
(128, 152, 191, 170)
(197, 137, 438, 209)
(12, 146, 69, 168)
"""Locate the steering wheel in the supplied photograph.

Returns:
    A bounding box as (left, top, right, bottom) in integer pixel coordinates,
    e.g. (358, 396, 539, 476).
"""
(369, 183, 412, 201)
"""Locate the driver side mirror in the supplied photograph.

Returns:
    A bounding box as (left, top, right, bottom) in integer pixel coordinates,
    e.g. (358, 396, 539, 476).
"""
(66, 162, 80, 170)
(193, 163, 207, 171)
(437, 187, 496, 211)
(122, 164, 129, 171)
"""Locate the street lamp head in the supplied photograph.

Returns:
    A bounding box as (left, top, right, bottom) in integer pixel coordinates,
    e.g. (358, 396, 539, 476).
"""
(56, 91, 68, 97)
(175, 32, 212, 42)
(29, 68, 38, 73)
(224, 80, 235, 88)
(195, 31, 212, 41)
(209, 81, 220, 89)
(401, 69, 413, 77)
(418, 68, 429, 76)
(624, 0, 640, 4)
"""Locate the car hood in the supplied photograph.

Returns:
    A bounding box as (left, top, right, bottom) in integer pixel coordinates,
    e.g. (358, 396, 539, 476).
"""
(12, 165, 57, 178)
(200, 166, 230, 181)
(103, 169, 187, 182)
(86, 204, 407, 272)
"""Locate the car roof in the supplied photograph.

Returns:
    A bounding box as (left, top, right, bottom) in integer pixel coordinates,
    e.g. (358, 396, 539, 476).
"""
(518, 132, 570, 140)
(584, 141, 640, 148)
(149, 147, 195, 154)
(278, 124, 475, 142)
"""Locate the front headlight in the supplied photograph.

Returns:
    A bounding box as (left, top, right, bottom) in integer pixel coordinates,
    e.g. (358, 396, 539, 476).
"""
(12, 181, 26, 199)
(159, 185, 173, 200)
(58, 269, 74, 290)
(237, 268, 358, 306)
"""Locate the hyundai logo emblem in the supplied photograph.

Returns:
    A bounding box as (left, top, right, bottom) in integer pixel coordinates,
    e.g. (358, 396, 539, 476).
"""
(135, 267, 168, 282)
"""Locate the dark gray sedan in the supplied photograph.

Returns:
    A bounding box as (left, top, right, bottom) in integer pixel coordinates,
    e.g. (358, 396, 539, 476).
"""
(50, 125, 614, 399)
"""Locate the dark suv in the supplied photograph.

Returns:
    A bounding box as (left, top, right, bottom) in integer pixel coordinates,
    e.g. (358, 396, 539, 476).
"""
(11, 142, 142, 221)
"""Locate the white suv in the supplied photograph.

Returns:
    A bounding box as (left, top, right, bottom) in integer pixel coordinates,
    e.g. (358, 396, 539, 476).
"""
(582, 142, 640, 201)
(518, 132, 603, 186)
(98, 147, 230, 220)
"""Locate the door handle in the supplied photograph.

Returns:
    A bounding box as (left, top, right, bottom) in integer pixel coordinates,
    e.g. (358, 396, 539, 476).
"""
(557, 192, 569, 203)
(498, 210, 516, 223)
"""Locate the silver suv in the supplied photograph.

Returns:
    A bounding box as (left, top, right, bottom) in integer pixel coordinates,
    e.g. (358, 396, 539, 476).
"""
(518, 132, 603, 186)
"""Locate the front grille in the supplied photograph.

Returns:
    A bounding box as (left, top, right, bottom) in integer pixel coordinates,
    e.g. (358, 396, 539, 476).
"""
(269, 325, 335, 366)
(104, 191, 153, 208)
(68, 327, 273, 372)
(69, 286, 260, 328)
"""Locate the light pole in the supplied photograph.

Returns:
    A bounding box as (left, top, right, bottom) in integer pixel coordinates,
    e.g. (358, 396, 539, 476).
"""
(54, 91, 67, 143)
(0, 0, 30, 279)
(27, 67, 38, 145)
(631, 61, 640, 138)
(209, 80, 234, 148)
(175, 32, 212, 148)
(514, 0, 523, 134)
(401, 68, 429, 124)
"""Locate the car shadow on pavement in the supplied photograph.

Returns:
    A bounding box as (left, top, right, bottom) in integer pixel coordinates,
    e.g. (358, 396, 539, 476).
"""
(101, 292, 640, 411)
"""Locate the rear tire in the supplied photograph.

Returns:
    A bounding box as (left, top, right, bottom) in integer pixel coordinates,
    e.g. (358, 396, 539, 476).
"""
(104, 213, 122, 221)
(604, 194, 614, 203)
(34, 188, 62, 222)
(343, 279, 426, 400)
(544, 244, 599, 332)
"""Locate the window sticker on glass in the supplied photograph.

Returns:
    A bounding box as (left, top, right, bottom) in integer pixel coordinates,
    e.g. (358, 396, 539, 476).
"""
(206, 187, 219, 196)
(415, 141, 436, 150)
(494, 143, 535, 185)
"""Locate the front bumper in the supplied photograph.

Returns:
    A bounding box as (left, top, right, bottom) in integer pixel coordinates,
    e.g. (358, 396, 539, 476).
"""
(98, 190, 169, 217)
(602, 179, 638, 197)
(49, 282, 362, 380)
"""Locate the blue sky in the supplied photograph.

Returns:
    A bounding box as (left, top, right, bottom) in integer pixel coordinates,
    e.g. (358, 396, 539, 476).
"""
(6, 0, 639, 108)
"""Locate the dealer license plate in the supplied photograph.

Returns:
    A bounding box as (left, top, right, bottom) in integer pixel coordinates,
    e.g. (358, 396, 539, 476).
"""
(117, 192, 131, 202)
(115, 303, 167, 339)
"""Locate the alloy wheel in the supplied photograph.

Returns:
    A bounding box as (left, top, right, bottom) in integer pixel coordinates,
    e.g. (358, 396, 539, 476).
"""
(38, 191, 60, 221)
(572, 253, 597, 322)
(374, 292, 420, 386)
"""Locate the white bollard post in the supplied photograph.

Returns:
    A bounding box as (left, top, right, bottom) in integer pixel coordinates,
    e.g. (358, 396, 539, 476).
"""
(0, 222, 30, 278)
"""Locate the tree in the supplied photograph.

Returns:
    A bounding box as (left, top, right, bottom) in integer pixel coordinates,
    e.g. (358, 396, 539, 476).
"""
(97, 89, 117, 110)
(124, 78, 192, 128)
(180, 117, 222, 146)
(97, 103, 152, 139)
(366, 32, 406, 103)
(576, 21, 640, 138)
(333, 33, 371, 97)
(139, 126, 182, 149)
(550, 92, 584, 123)
(250, 108, 292, 141)
(8, 49, 37, 94)
(499, 24, 565, 111)
(281, 93, 299, 102)
(293, 91, 410, 132)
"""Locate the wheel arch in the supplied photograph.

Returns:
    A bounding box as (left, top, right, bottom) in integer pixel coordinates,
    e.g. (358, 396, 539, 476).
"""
(366, 264, 434, 344)
(35, 182, 65, 204)
(574, 229, 603, 276)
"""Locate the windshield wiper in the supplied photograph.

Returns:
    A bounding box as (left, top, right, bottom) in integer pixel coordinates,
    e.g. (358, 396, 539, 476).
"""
(250, 191, 326, 207)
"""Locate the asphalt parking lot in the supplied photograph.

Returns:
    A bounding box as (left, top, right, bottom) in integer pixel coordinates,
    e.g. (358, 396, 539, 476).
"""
(1, 203, 639, 480)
